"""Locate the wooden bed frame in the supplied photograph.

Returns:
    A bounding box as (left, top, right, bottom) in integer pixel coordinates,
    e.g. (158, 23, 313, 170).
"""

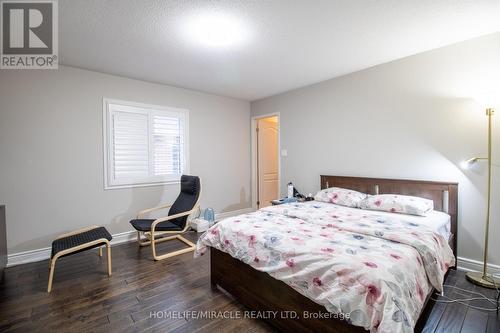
(210, 175, 458, 333)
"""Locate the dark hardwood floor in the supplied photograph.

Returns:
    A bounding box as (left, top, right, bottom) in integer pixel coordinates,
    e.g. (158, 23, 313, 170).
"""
(0, 231, 499, 333)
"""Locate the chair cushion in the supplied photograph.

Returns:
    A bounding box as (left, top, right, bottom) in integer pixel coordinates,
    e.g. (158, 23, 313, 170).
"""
(51, 226, 112, 258)
(130, 219, 184, 232)
(169, 175, 201, 228)
(180, 175, 199, 195)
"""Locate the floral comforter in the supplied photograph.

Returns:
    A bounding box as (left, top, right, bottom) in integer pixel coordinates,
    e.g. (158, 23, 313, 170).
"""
(195, 201, 455, 333)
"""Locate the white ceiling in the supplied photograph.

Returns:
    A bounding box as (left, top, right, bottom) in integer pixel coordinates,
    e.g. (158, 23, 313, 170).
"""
(59, 0, 500, 101)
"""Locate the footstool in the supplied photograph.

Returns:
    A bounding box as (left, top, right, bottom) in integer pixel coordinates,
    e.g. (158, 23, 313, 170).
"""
(48, 225, 112, 292)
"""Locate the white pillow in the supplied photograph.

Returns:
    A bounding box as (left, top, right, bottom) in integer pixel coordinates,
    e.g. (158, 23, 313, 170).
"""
(359, 194, 434, 216)
(314, 187, 367, 208)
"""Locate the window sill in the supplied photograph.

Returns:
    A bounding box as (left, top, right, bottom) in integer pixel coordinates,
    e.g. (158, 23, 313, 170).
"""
(104, 179, 181, 190)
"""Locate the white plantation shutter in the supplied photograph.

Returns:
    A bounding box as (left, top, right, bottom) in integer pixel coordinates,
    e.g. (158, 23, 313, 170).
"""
(104, 99, 189, 189)
(112, 111, 149, 179)
(152, 115, 184, 176)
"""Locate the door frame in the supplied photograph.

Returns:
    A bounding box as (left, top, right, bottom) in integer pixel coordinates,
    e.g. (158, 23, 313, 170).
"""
(251, 112, 281, 210)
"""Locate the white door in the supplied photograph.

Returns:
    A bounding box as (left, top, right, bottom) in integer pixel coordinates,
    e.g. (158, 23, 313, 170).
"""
(257, 117, 279, 208)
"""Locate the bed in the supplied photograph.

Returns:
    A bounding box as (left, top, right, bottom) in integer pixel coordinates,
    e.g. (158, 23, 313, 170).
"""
(197, 175, 458, 333)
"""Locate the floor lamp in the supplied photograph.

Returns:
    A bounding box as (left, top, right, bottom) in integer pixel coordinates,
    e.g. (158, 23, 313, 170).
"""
(462, 97, 499, 289)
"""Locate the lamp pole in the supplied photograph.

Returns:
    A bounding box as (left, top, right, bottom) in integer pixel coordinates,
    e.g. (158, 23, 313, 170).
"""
(485, 108, 493, 276)
(482, 108, 493, 277)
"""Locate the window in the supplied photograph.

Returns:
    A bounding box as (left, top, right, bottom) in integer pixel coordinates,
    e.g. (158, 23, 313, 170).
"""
(103, 98, 189, 189)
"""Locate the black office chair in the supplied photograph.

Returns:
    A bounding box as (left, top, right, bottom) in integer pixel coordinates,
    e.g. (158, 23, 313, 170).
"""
(130, 175, 201, 261)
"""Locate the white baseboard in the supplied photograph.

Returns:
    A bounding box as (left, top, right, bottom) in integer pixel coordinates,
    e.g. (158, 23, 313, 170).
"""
(6, 207, 254, 268)
(7, 247, 52, 267)
(457, 256, 500, 277)
(110, 230, 137, 245)
(22, 207, 500, 276)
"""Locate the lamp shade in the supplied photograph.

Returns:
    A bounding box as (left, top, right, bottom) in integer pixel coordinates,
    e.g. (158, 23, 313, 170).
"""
(474, 90, 500, 108)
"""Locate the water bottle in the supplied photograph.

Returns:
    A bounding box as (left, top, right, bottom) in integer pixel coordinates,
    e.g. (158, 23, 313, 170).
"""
(287, 182, 294, 198)
(204, 208, 215, 223)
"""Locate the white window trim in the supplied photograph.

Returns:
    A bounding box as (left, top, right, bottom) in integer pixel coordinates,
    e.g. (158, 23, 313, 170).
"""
(102, 98, 190, 190)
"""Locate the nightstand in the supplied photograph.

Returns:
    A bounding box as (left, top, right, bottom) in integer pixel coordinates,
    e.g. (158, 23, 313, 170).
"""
(271, 198, 298, 205)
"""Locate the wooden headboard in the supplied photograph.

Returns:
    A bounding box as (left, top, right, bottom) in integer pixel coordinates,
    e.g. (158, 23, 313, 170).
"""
(320, 175, 458, 263)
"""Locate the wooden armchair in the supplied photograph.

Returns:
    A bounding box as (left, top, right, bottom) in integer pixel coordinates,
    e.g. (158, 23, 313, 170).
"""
(129, 175, 201, 261)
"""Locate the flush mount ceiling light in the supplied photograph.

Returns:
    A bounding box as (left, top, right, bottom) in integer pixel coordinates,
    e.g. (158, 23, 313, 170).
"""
(183, 12, 249, 49)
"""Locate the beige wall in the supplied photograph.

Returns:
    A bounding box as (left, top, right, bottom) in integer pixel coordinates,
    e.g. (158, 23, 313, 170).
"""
(251, 32, 500, 266)
(0, 66, 251, 253)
